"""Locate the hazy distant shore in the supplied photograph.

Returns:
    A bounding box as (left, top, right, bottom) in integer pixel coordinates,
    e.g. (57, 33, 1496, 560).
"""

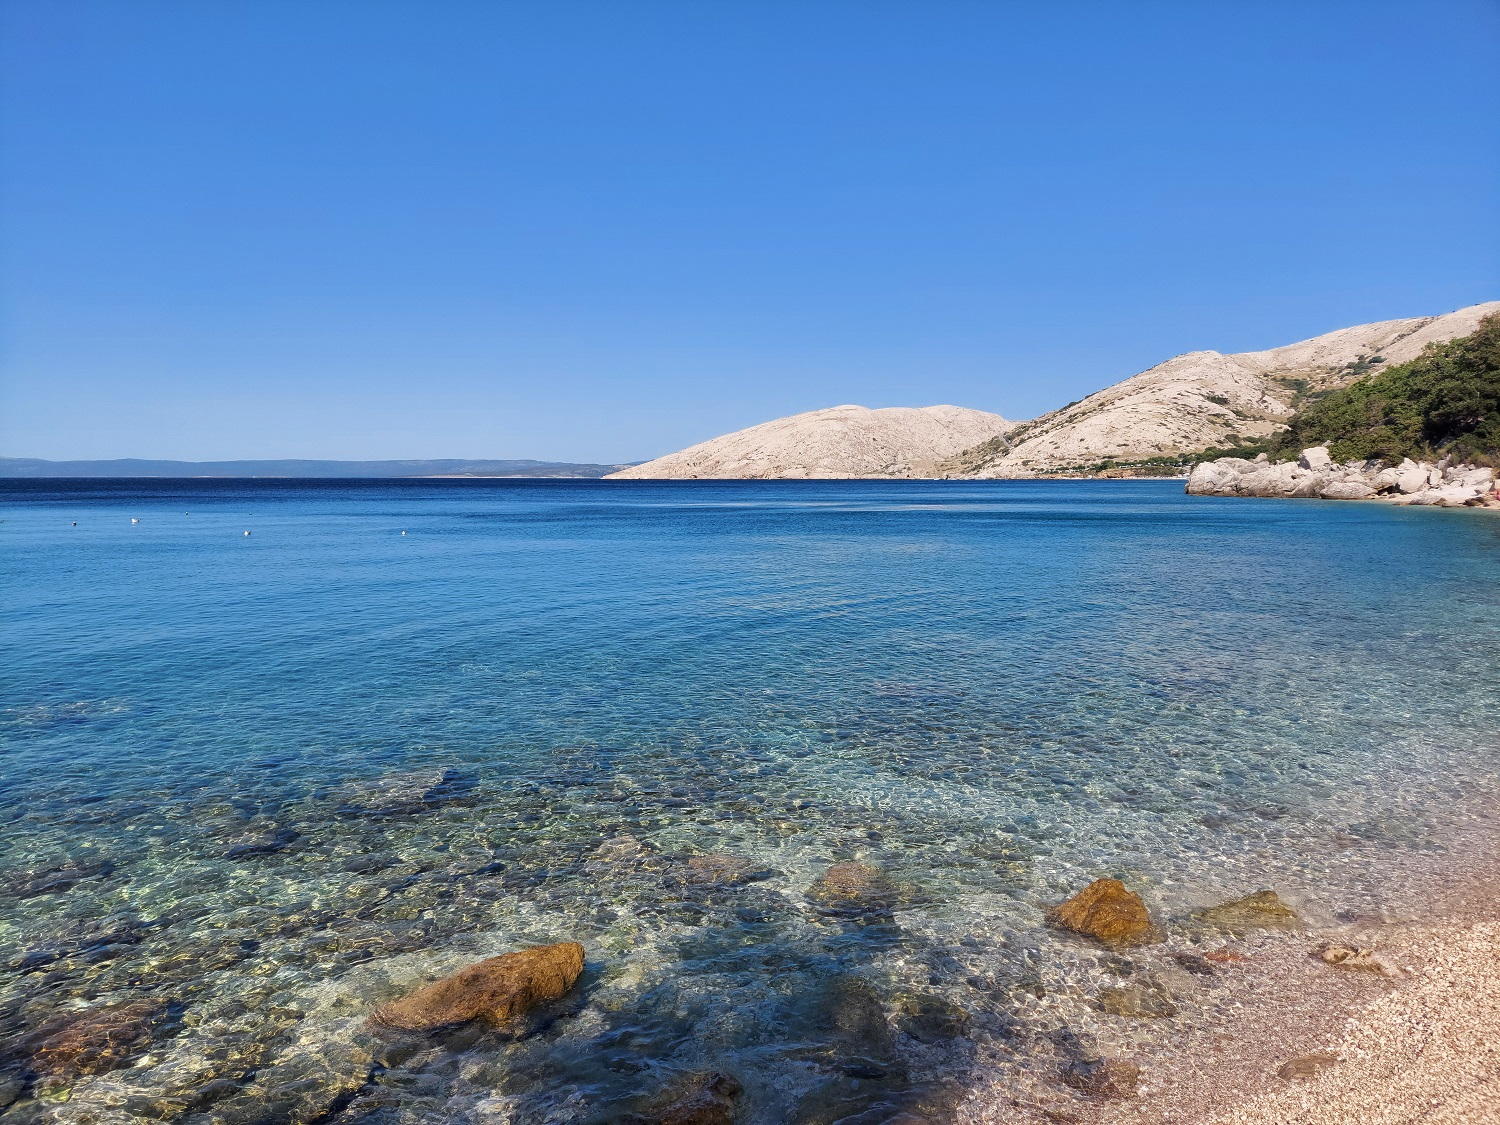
(0, 457, 631, 479)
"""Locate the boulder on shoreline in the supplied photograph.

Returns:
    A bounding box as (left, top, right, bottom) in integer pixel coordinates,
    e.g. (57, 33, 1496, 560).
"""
(1046, 878, 1161, 948)
(371, 941, 585, 1031)
(1186, 447, 1498, 508)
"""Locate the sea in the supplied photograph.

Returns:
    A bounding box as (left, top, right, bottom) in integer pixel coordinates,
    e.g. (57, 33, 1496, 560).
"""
(2, 478, 1498, 1123)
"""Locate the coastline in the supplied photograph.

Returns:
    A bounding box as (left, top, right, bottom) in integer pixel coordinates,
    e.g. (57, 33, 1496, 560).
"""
(959, 818, 1500, 1125)
(5, 479, 1497, 1124)
(1187, 449, 1500, 510)
(1109, 849, 1500, 1125)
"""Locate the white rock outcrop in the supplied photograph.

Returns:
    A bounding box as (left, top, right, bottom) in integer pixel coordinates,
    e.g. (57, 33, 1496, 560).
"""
(949, 301, 1499, 477)
(1298, 446, 1333, 471)
(607, 404, 1011, 480)
(1186, 448, 1498, 508)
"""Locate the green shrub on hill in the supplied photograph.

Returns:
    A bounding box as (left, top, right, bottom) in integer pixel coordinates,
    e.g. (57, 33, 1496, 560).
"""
(1270, 313, 1500, 465)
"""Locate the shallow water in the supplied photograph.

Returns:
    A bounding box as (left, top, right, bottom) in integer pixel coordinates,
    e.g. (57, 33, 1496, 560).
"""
(2, 478, 1498, 1123)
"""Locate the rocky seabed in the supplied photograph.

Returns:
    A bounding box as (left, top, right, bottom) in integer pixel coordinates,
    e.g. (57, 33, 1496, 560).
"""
(0, 757, 1483, 1125)
(1186, 446, 1499, 508)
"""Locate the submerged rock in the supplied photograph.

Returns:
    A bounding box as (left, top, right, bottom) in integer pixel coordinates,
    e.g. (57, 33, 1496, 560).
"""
(1169, 951, 1220, 976)
(25, 1000, 171, 1080)
(1192, 890, 1301, 932)
(786, 975, 912, 1123)
(221, 827, 301, 859)
(331, 768, 476, 816)
(371, 941, 585, 1031)
(1277, 1052, 1339, 1080)
(1095, 980, 1178, 1019)
(671, 854, 777, 889)
(4, 858, 115, 899)
(14, 914, 149, 973)
(1058, 1056, 1140, 1099)
(192, 1040, 377, 1123)
(1315, 944, 1402, 978)
(1045, 878, 1160, 947)
(630, 1071, 743, 1125)
(807, 862, 899, 916)
(1203, 948, 1250, 964)
(806, 973, 901, 1077)
(895, 994, 970, 1043)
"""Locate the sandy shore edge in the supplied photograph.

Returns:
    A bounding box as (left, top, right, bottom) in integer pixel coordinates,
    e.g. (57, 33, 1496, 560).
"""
(1097, 876, 1500, 1125)
(1192, 914, 1500, 1125)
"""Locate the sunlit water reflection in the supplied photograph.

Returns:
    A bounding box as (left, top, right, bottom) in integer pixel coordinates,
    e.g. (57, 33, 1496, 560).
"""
(2, 479, 1497, 1123)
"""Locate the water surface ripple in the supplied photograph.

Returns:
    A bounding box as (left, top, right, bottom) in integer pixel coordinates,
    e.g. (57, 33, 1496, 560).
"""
(2, 479, 1497, 1123)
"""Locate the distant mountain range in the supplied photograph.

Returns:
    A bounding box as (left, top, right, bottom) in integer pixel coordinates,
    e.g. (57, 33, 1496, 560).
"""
(0, 457, 630, 479)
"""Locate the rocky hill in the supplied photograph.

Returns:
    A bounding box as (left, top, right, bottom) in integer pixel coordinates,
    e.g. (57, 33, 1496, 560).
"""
(944, 301, 1500, 477)
(607, 404, 1011, 480)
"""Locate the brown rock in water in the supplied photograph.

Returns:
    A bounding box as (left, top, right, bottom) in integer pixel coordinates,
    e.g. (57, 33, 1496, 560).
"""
(27, 1000, 168, 1080)
(371, 942, 584, 1031)
(812, 974, 896, 1070)
(675, 854, 775, 888)
(1203, 948, 1250, 964)
(807, 862, 898, 915)
(896, 994, 970, 1043)
(1045, 879, 1159, 947)
(1169, 951, 1219, 976)
(633, 1072, 743, 1125)
(1315, 944, 1402, 978)
(1095, 981, 1178, 1019)
(1277, 1052, 1338, 1080)
(1192, 890, 1301, 932)
(1058, 1057, 1140, 1099)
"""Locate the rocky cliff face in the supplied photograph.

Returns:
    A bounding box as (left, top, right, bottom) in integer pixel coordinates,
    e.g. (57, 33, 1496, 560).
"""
(1186, 446, 1498, 508)
(607, 404, 1012, 480)
(946, 302, 1500, 478)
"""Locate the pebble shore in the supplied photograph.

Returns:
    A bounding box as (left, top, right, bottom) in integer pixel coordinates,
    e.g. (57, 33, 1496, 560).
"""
(1094, 854, 1500, 1125)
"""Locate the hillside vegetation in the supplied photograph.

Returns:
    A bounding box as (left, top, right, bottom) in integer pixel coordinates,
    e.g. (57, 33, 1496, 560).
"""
(1269, 313, 1500, 465)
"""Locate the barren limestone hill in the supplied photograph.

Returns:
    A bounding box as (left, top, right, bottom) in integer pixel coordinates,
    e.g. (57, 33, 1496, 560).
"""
(944, 301, 1500, 477)
(607, 404, 1011, 480)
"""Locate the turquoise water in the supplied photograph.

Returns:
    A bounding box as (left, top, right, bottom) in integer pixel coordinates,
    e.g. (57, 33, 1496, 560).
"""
(2, 478, 1498, 1123)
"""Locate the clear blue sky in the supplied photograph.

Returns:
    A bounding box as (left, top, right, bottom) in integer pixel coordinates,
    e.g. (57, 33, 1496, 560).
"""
(3, 0, 1497, 463)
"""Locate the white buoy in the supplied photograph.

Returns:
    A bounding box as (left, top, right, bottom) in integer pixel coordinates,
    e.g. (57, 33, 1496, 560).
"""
(401, 530, 407, 535)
